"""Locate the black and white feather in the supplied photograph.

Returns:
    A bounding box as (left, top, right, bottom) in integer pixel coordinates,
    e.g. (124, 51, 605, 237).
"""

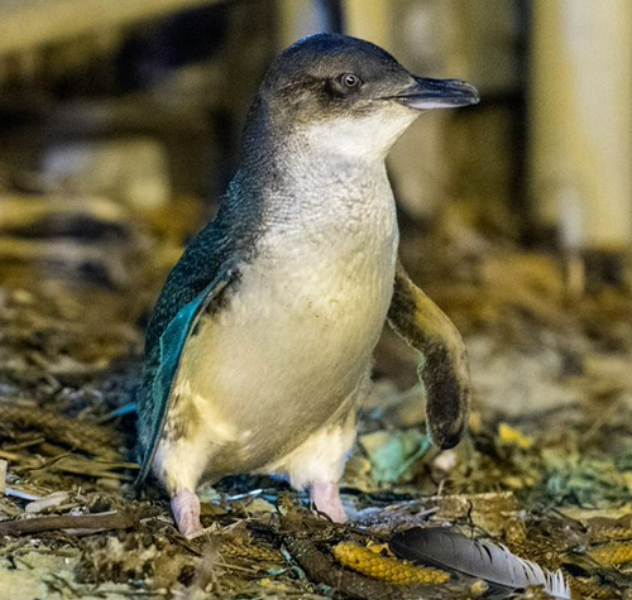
(389, 527, 570, 599)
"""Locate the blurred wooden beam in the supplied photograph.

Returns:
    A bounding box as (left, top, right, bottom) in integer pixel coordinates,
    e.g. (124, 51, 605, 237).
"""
(530, 0, 632, 252)
(342, 0, 392, 52)
(275, 0, 391, 54)
(276, 0, 343, 49)
(277, 0, 324, 49)
(0, 0, 226, 56)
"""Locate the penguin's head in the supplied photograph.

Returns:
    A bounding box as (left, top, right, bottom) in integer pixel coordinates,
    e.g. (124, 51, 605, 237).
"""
(258, 33, 479, 160)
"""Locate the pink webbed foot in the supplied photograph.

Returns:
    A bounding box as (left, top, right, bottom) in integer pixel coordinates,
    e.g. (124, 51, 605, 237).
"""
(310, 482, 347, 523)
(171, 490, 202, 538)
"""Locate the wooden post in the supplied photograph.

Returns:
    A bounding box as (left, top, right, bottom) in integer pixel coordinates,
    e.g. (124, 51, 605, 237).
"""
(277, 0, 333, 49)
(530, 0, 632, 254)
(342, 0, 392, 51)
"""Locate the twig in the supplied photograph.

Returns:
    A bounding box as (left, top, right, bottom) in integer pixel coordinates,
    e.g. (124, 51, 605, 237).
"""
(0, 459, 6, 495)
(4, 437, 46, 451)
(16, 452, 74, 473)
(0, 509, 142, 537)
(5, 484, 44, 501)
(0, 449, 25, 462)
(15, 454, 136, 481)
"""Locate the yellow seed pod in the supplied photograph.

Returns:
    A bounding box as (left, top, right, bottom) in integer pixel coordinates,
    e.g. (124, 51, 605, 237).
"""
(568, 575, 616, 600)
(220, 541, 283, 563)
(589, 541, 632, 567)
(588, 520, 632, 542)
(333, 542, 450, 586)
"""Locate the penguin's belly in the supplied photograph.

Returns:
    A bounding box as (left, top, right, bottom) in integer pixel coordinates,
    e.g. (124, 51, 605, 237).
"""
(172, 250, 395, 476)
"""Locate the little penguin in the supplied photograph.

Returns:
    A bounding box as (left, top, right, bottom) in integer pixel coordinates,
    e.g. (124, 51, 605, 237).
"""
(136, 33, 478, 537)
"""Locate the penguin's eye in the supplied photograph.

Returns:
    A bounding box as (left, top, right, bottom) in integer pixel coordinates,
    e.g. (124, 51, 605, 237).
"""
(339, 73, 362, 90)
(325, 73, 363, 97)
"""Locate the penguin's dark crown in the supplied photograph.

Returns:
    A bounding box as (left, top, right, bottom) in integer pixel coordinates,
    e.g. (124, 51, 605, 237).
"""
(258, 33, 479, 122)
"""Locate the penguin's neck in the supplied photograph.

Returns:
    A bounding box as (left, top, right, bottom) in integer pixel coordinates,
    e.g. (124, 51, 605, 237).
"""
(235, 112, 397, 247)
(226, 103, 399, 322)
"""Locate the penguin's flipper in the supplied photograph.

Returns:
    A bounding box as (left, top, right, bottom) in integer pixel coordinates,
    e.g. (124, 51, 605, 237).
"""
(387, 261, 470, 449)
(135, 264, 238, 487)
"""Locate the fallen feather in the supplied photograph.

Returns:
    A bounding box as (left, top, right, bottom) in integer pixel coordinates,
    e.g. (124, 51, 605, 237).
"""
(390, 527, 571, 599)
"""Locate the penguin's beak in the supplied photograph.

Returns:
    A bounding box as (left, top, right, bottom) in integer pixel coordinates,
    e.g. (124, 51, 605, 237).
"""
(393, 76, 479, 109)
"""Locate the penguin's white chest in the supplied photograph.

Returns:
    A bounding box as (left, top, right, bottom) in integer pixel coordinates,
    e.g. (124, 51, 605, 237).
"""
(173, 211, 398, 472)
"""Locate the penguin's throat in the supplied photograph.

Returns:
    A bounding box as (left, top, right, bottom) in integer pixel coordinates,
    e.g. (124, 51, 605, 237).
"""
(267, 157, 397, 251)
(299, 111, 417, 162)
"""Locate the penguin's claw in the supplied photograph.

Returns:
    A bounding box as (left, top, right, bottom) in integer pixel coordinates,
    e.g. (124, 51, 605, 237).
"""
(311, 482, 347, 523)
(171, 490, 202, 538)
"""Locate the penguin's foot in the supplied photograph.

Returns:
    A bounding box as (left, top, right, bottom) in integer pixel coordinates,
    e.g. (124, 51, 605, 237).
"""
(171, 490, 202, 538)
(311, 482, 346, 523)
